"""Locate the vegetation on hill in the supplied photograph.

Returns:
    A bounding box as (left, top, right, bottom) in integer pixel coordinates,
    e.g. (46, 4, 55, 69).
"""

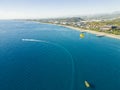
(28, 13, 120, 35)
(85, 19, 120, 35)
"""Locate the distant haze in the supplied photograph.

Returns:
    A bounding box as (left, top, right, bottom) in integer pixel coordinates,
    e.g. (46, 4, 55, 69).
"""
(0, 0, 120, 19)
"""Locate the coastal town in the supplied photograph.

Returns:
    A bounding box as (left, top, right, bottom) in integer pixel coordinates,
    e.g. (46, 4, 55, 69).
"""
(31, 16, 120, 35)
(24, 12, 120, 40)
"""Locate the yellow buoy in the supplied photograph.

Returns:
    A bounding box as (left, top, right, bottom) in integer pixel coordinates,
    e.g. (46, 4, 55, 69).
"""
(84, 80, 90, 88)
(80, 33, 85, 38)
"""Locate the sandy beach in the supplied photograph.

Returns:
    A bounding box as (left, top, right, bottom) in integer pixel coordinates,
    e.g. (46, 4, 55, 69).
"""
(34, 22, 120, 40)
(57, 24, 120, 40)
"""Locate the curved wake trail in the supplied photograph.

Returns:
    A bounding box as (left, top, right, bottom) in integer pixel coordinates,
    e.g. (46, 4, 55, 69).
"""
(22, 38, 75, 90)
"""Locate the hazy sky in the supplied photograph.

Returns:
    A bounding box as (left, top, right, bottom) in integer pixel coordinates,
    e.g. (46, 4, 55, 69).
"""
(0, 0, 120, 19)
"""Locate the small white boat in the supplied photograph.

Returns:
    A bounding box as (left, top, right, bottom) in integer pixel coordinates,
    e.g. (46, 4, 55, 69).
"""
(96, 34, 105, 37)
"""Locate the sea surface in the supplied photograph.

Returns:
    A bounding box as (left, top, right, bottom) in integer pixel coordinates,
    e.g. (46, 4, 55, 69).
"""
(0, 20, 120, 90)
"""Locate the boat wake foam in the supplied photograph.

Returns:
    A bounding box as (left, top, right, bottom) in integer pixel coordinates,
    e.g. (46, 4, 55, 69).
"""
(22, 39, 48, 43)
(22, 38, 75, 90)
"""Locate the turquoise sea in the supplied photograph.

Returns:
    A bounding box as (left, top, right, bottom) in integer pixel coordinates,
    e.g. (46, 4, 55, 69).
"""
(0, 20, 120, 90)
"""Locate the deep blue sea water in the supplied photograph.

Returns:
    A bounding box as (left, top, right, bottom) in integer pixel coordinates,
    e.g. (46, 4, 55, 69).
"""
(0, 20, 120, 90)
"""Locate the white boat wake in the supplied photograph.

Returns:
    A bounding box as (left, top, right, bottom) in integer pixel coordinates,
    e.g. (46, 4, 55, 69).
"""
(22, 39, 49, 43)
(22, 38, 75, 90)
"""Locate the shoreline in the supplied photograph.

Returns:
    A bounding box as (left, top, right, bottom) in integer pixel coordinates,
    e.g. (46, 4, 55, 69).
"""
(55, 24, 120, 40)
(32, 21, 120, 40)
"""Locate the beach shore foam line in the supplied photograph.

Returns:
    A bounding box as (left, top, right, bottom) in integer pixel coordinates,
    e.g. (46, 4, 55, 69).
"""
(58, 25, 120, 40)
